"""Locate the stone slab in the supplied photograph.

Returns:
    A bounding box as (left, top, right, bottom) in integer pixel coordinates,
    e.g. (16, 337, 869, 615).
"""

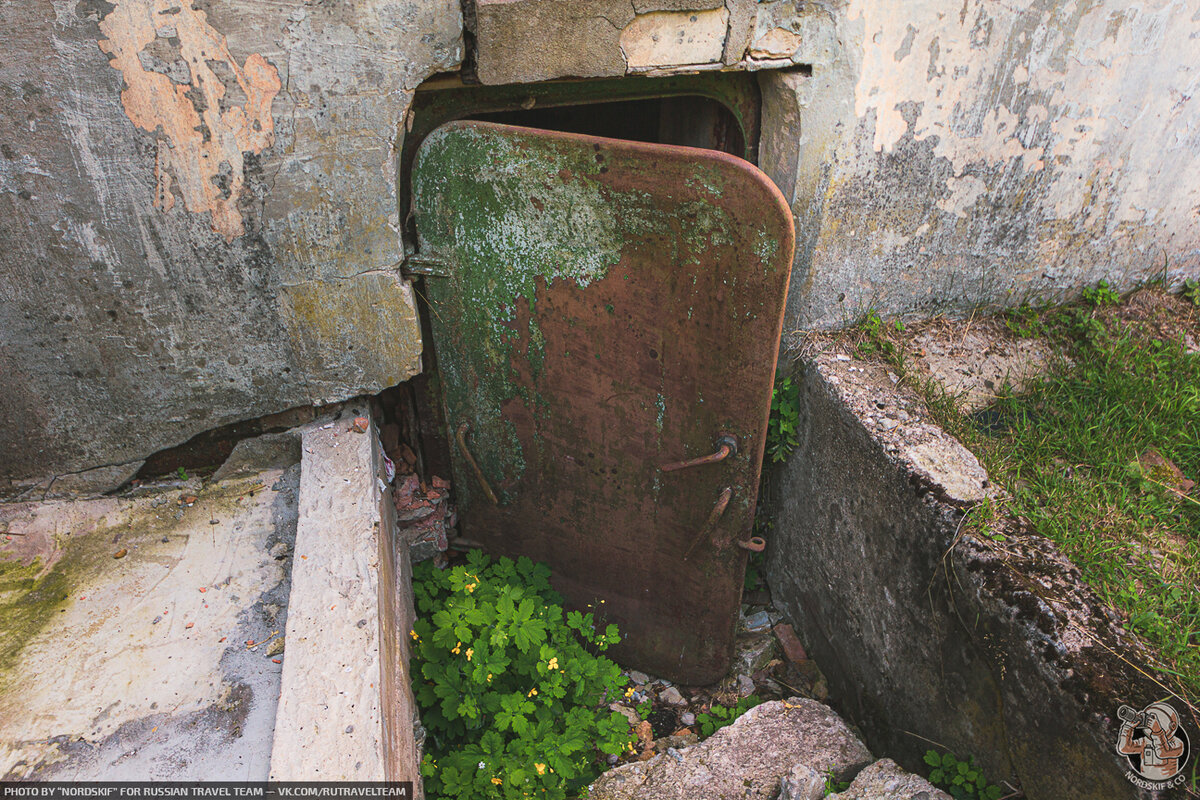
(0, 442, 301, 779)
(475, 0, 633, 84)
(268, 409, 417, 783)
(828, 759, 951, 800)
(588, 698, 872, 800)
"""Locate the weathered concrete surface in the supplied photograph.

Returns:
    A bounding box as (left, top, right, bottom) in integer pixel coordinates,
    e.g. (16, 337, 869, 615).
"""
(827, 759, 951, 800)
(620, 9, 730, 70)
(475, 0, 633, 84)
(0, 442, 301, 779)
(588, 698, 873, 800)
(269, 410, 418, 784)
(0, 0, 461, 480)
(907, 318, 1057, 411)
(758, 1, 1200, 331)
(763, 351, 1175, 800)
(475, 0, 769, 83)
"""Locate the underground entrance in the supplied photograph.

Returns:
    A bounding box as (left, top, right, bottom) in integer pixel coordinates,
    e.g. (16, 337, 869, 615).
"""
(398, 73, 794, 686)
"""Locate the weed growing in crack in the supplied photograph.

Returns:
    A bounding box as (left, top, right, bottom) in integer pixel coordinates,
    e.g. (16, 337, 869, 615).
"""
(694, 695, 762, 737)
(1082, 279, 1121, 307)
(766, 376, 801, 463)
(1183, 278, 1200, 307)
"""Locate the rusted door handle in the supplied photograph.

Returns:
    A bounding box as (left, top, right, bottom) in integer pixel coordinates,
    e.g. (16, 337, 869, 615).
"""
(683, 487, 732, 560)
(456, 422, 499, 505)
(660, 434, 738, 472)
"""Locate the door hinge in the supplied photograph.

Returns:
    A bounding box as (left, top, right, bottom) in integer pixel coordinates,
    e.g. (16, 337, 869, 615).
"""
(402, 254, 451, 278)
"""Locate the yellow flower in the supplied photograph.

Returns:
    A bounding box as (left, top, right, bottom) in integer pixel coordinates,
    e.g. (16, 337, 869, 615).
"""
(466, 648, 474, 661)
(534, 763, 546, 775)
(487, 673, 493, 682)
(451, 642, 461, 655)
(490, 777, 503, 786)
(409, 630, 419, 641)
(547, 657, 559, 670)
(624, 687, 634, 698)
(528, 688, 537, 697)
(465, 582, 477, 593)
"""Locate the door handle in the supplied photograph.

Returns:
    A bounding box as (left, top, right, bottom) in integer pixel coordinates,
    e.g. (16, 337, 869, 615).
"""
(456, 422, 500, 505)
(683, 487, 732, 560)
(660, 434, 738, 472)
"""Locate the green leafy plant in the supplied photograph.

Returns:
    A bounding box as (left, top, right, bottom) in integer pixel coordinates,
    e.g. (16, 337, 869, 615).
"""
(695, 695, 762, 737)
(855, 310, 891, 357)
(822, 770, 851, 796)
(635, 698, 652, 719)
(923, 750, 1003, 800)
(1003, 302, 1047, 338)
(1082, 279, 1120, 307)
(176, 466, 189, 480)
(766, 377, 801, 463)
(412, 551, 633, 799)
(1183, 278, 1200, 307)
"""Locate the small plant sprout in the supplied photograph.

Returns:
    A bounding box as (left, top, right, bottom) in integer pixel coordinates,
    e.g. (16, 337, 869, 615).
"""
(923, 750, 1004, 800)
(766, 377, 801, 463)
(695, 695, 762, 737)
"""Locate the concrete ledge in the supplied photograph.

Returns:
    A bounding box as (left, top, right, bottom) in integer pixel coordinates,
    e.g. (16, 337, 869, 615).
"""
(268, 409, 417, 783)
(764, 352, 1173, 800)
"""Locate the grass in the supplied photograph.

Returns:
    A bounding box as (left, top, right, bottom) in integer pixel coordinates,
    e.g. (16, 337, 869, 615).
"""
(851, 288, 1200, 702)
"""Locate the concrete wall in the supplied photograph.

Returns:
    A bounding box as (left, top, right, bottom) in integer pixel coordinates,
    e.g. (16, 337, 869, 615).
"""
(762, 0, 1200, 331)
(0, 0, 461, 482)
(6, 0, 1200, 480)
(764, 352, 1165, 800)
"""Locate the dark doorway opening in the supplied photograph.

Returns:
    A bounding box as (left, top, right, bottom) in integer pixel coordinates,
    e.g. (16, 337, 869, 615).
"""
(466, 95, 745, 157)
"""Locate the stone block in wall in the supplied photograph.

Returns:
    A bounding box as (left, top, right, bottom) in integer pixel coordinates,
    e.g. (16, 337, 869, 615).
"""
(475, 0, 634, 84)
(278, 272, 423, 405)
(475, 0, 762, 83)
(0, 0, 462, 482)
(621, 8, 729, 70)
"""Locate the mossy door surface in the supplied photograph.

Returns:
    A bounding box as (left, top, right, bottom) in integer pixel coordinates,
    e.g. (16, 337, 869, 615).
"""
(413, 120, 794, 683)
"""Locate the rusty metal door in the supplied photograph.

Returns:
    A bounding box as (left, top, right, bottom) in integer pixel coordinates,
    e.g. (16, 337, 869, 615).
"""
(412, 120, 794, 684)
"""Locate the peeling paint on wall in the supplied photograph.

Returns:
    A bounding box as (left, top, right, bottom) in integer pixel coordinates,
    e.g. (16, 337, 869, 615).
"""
(847, 0, 1200, 232)
(98, 0, 281, 241)
(763, 0, 1200, 331)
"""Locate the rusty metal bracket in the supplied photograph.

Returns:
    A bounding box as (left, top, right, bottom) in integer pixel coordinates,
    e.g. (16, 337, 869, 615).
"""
(737, 536, 766, 553)
(456, 422, 499, 505)
(683, 487, 733, 561)
(402, 254, 451, 278)
(660, 434, 738, 472)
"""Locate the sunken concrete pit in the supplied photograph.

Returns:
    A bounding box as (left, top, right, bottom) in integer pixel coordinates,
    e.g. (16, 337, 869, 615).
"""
(762, 348, 1183, 800)
(0, 407, 418, 785)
